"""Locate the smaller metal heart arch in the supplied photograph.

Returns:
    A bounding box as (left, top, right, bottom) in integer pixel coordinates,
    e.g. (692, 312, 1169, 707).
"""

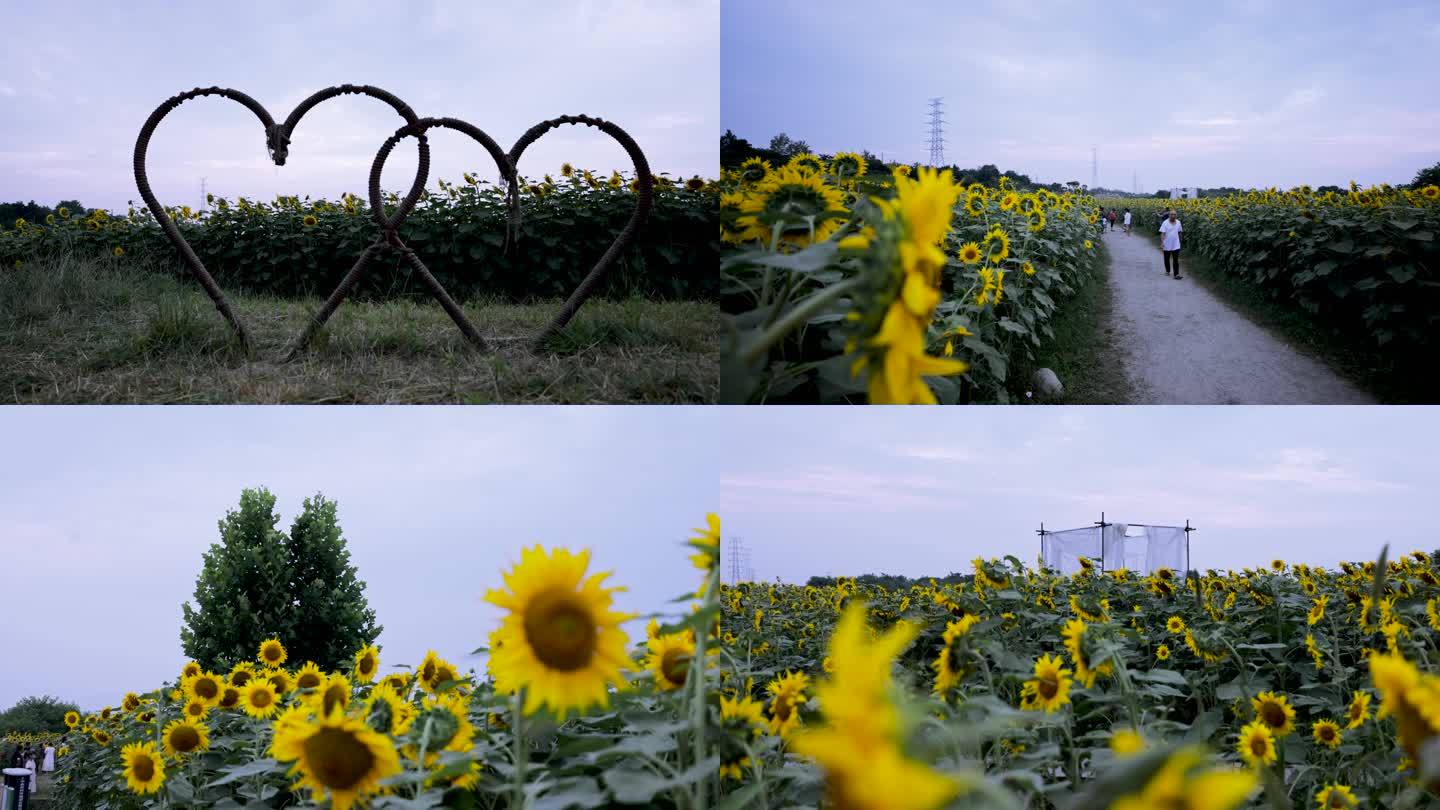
(135, 85, 429, 353)
(340, 113, 654, 352)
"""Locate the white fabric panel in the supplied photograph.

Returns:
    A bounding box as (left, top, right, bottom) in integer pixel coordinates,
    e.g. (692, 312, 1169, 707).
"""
(1102, 523, 1129, 572)
(1143, 526, 1189, 573)
(1041, 527, 1101, 575)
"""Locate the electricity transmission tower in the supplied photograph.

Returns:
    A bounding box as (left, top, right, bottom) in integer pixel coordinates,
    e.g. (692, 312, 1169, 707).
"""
(926, 98, 946, 167)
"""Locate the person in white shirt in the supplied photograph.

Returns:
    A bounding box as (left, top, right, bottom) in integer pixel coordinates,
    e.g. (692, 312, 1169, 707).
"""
(1122, 208, 1132, 234)
(1158, 209, 1183, 279)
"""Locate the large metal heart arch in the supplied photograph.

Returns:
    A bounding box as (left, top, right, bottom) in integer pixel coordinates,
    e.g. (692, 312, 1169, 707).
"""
(133, 85, 653, 358)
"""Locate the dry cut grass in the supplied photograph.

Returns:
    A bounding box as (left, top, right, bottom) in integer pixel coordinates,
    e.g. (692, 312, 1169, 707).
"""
(0, 256, 719, 403)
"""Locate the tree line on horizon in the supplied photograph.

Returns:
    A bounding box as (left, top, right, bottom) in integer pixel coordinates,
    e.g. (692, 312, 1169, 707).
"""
(0, 199, 94, 226)
(721, 131, 1440, 200)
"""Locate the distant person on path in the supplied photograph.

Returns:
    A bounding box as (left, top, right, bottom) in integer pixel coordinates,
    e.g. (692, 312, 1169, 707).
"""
(1109, 209, 1118, 230)
(1159, 209, 1183, 279)
(24, 749, 37, 792)
(43, 743, 55, 772)
(1123, 208, 1132, 234)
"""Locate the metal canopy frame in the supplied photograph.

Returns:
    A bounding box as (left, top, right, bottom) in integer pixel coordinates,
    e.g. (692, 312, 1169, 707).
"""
(1037, 513, 1196, 574)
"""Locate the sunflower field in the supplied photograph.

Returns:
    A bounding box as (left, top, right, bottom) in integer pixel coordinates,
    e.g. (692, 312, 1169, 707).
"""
(0, 167, 718, 302)
(1101, 183, 1440, 352)
(718, 548, 1440, 809)
(720, 153, 1107, 404)
(44, 515, 720, 809)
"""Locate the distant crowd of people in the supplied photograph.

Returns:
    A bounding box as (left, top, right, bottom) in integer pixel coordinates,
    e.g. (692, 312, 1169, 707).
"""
(3, 741, 54, 792)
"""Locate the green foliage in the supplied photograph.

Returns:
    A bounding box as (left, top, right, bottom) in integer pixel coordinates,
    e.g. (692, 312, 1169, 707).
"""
(0, 175, 717, 301)
(0, 695, 80, 736)
(179, 488, 380, 672)
(1412, 161, 1440, 190)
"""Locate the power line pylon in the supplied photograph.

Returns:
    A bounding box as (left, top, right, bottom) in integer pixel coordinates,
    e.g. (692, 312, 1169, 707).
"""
(927, 98, 946, 167)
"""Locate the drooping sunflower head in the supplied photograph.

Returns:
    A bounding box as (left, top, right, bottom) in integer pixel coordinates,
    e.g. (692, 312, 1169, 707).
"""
(413, 692, 477, 757)
(92, 728, 112, 745)
(688, 513, 721, 574)
(352, 645, 380, 684)
(733, 166, 847, 246)
(364, 683, 414, 736)
(982, 227, 1010, 264)
(163, 718, 210, 757)
(181, 661, 203, 680)
(259, 638, 288, 668)
(686, 175, 706, 191)
(830, 151, 868, 180)
(271, 708, 402, 809)
(484, 545, 635, 717)
(121, 741, 166, 795)
(122, 692, 141, 712)
(786, 152, 825, 175)
(738, 157, 772, 184)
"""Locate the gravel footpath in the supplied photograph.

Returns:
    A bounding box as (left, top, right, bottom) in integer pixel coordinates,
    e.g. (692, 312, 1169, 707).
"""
(1101, 225, 1374, 404)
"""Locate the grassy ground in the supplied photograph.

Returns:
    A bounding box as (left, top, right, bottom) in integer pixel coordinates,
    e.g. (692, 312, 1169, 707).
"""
(1175, 249, 1434, 403)
(1009, 239, 1133, 404)
(0, 256, 719, 403)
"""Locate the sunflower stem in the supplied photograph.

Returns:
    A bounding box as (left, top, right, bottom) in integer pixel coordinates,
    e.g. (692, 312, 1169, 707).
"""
(511, 689, 526, 809)
(739, 278, 861, 366)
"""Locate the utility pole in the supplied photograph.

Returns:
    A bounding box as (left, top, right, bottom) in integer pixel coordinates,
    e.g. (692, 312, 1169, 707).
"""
(926, 98, 946, 167)
(200, 177, 207, 210)
(1091, 147, 1098, 191)
(1133, 170, 1138, 194)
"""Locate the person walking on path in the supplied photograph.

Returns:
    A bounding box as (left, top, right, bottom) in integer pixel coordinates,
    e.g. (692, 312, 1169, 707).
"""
(1123, 208, 1132, 234)
(42, 743, 55, 772)
(1159, 209, 1183, 279)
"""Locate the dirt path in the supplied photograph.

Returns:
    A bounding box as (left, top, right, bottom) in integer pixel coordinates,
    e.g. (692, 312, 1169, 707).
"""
(1100, 225, 1374, 404)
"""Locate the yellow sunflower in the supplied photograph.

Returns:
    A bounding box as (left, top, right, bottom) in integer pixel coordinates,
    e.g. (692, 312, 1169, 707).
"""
(1345, 691, 1371, 728)
(259, 638, 288, 668)
(185, 671, 224, 706)
(957, 241, 983, 264)
(1020, 653, 1073, 713)
(267, 669, 295, 695)
(363, 683, 414, 736)
(242, 681, 282, 719)
(271, 709, 401, 810)
(689, 513, 720, 574)
(738, 157, 771, 184)
(294, 661, 326, 692)
(485, 545, 635, 717)
(229, 661, 258, 687)
(1237, 720, 1276, 767)
(64, 711, 79, 729)
(92, 729, 112, 745)
(162, 718, 210, 757)
(982, 227, 1010, 264)
(1312, 719, 1342, 749)
(183, 698, 210, 720)
(787, 152, 825, 174)
(732, 166, 847, 246)
(1251, 691, 1296, 737)
(352, 644, 380, 683)
(646, 631, 695, 691)
(121, 741, 166, 795)
(318, 674, 353, 718)
(1315, 784, 1358, 808)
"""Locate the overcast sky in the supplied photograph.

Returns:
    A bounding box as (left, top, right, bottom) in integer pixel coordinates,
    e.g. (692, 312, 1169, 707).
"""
(0, 407, 714, 712)
(0, 0, 717, 212)
(722, 0, 1440, 191)
(719, 407, 1440, 585)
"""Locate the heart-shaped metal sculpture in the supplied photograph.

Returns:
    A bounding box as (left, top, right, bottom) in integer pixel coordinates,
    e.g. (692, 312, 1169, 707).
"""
(133, 84, 428, 352)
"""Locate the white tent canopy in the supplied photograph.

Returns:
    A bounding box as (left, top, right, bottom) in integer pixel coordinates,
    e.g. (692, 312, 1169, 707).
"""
(1039, 519, 1190, 575)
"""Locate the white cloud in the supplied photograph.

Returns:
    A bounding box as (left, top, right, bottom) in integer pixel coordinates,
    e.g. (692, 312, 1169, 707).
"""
(1233, 447, 1408, 494)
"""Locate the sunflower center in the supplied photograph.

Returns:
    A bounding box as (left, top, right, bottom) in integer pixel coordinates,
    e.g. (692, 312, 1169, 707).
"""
(171, 725, 200, 752)
(251, 689, 274, 708)
(195, 678, 218, 699)
(524, 588, 598, 672)
(232, 670, 252, 686)
(220, 688, 240, 708)
(660, 648, 691, 685)
(1250, 736, 1267, 757)
(187, 703, 205, 717)
(359, 654, 376, 675)
(1321, 726, 1336, 741)
(132, 754, 156, 781)
(297, 672, 322, 690)
(1261, 704, 1285, 727)
(1037, 674, 1059, 700)
(772, 696, 793, 721)
(303, 727, 376, 791)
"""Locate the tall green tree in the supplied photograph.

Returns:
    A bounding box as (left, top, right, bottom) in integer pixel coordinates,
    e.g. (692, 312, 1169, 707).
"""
(1412, 160, 1440, 189)
(180, 488, 381, 672)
